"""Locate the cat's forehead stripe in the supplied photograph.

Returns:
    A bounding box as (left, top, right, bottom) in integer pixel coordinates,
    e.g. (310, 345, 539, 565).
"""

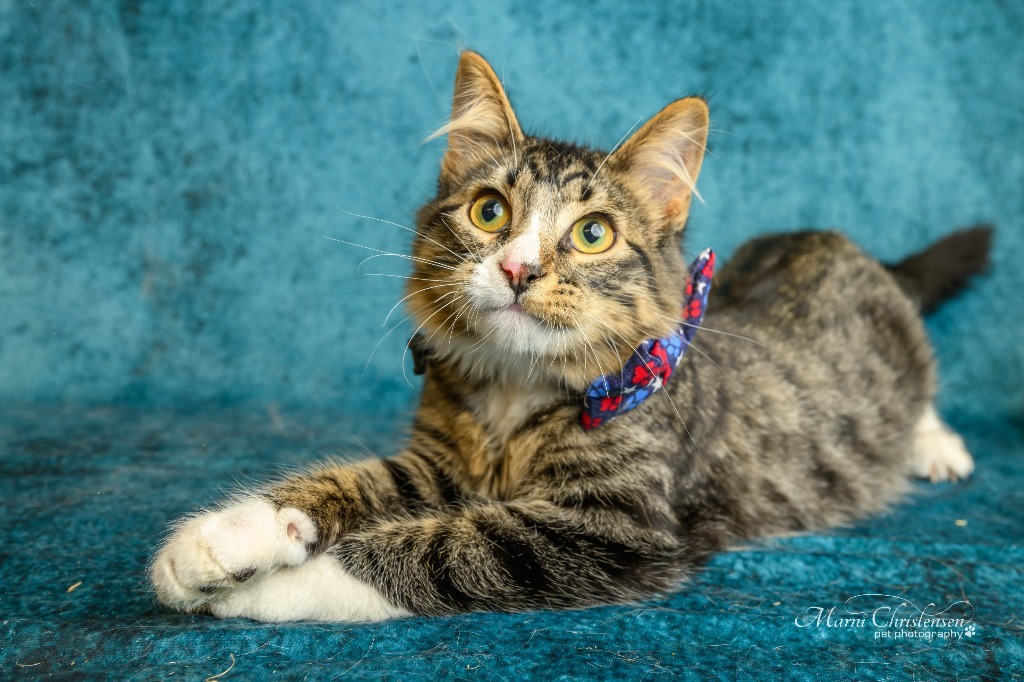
(557, 170, 592, 188)
(520, 140, 600, 186)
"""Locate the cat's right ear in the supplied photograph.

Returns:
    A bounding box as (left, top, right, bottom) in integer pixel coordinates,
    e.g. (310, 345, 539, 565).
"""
(429, 51, 523, 177)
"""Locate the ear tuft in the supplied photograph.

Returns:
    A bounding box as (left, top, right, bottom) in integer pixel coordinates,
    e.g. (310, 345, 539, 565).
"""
(428, 51, 523, 175)
(611, 97, 709, 226)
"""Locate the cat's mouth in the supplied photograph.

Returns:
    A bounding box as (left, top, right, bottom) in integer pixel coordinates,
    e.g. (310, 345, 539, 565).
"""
(470, 301, 562, 357)
(488, 301, 542, 323)
(476, 300, 553, 340)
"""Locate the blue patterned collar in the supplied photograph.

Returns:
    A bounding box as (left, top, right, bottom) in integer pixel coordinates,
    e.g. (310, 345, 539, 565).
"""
(581, 248, 715, 430)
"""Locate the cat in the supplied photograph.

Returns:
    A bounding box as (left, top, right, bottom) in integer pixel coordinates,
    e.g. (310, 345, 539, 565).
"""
(150, 51, 990, 622)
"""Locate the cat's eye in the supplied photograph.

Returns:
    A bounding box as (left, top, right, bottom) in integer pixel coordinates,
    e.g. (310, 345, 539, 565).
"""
(469, 193, 511, 233)
(569, 216, 615, 254)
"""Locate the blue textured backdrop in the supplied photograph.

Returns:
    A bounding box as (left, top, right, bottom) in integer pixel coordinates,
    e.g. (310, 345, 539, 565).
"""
(2, 0, 1022, 418)
(1, 0, 1022, 679)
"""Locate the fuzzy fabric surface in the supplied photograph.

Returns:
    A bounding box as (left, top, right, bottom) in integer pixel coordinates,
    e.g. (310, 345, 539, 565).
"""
(2, 0, 1022, 679)
(2, 408, 1022, 679)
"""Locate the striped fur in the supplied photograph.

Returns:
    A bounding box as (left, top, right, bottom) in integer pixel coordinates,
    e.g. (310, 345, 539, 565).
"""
(150, 52, 979, 621)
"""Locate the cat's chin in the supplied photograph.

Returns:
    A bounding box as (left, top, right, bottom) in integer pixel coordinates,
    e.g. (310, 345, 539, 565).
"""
(481, 304, 550, 353)
(421, 302, 598, 389)
(428, 302, 563, 376)
(490, 302, 538, 322)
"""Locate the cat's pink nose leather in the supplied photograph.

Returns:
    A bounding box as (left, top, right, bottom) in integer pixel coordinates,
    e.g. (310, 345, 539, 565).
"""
(500, 259, 544, 293)
(501, 259, 524, 282)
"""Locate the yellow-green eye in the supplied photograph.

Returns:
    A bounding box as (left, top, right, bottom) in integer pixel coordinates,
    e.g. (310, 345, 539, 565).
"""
(469, 193, 511, 232)
(570, 216, 615, 254)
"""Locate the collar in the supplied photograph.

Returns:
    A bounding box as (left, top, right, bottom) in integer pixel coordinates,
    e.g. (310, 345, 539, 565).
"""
(581, 248, 715, 430)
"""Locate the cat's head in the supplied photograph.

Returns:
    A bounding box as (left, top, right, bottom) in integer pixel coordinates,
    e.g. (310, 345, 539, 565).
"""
(409, 52, 709, 390)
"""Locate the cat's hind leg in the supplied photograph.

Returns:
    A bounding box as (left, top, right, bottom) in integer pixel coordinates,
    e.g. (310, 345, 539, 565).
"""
(910, 405, 974, 483)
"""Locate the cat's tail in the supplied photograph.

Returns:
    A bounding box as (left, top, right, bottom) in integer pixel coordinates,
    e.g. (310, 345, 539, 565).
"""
(885, 224, 993, 314)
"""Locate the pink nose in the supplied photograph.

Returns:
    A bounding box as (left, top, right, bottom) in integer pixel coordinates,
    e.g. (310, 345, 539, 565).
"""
(499, 259, 544, 296)
(501, 259, 524, 283)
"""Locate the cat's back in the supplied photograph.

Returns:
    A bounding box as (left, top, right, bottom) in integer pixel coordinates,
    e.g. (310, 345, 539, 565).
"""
(707, 229, 926, 371)
(702, 229, 935, 411)
(713, 231, 909, 326)
(652, 230, 936, 537)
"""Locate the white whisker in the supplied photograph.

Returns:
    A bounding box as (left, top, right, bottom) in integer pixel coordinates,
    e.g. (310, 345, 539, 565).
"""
(463, 322, 499, 355)
(651, 311, 766, 348)
(356, 251, 458, 273)
(363, 306, 426, 373)
(425, 295, 469, 346)
(382, 283, 460, 328)
(333, 206, 468, 265)
(685, 341, 726, 374)
(322, 234, 459, 272)
(439, 216, 481, 263)
(585, 312, 703, 450)
(359, 273, 455, 283)
(526, 328, 556, 383)
(571, 312, 609, 391)
(587, 115, 644, 190)
(399, 293, 465, 386)
(444, 301, 473, 349)
(448, 131, 503, 173)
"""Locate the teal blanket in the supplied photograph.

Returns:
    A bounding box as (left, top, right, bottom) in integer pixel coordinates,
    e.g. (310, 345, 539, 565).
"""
(2, 1, 1021, 678)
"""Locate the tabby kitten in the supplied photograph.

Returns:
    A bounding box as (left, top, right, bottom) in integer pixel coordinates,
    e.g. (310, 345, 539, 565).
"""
(150, 52, 988, 622)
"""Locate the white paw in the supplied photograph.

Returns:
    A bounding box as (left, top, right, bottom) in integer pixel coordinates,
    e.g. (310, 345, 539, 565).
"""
(208, 554, 411, 623)
(912, 426, 975, 483)
(150, 498, 317, 611)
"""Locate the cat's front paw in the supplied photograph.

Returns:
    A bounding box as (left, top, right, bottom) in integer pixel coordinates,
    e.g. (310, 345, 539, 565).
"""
(150, 498, 317, 612)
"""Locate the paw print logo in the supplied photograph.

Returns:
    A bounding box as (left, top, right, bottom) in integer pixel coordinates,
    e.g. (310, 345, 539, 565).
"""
(964, 624, 977, 637)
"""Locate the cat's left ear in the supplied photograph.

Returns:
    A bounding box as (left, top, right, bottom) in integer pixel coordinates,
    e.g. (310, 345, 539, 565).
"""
(431, 51, 524, 177)
(611, 97, 709, 229)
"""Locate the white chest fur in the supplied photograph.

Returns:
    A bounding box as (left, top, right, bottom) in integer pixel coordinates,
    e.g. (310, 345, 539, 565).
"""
(470, 382, 561, 448)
